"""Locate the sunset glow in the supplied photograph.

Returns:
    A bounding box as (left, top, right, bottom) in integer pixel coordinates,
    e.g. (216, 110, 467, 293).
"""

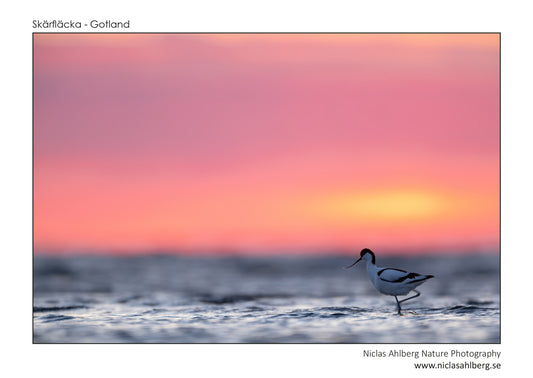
(33, 33, 499, 254)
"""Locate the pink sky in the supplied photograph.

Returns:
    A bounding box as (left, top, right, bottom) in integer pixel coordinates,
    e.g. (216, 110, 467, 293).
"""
(33, 34, 499, 254)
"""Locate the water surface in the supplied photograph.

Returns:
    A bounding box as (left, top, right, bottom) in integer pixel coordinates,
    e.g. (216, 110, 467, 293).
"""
(33, 253, 500, 343)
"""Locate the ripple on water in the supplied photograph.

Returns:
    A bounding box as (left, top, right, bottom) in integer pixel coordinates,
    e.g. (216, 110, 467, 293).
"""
(141, 308, 168, 315)
(33, 305, 88, 313)
(446, 305, 498, 314)
(314, 306, 370, 313)
(267, 307, 368, 320)
(198, 294, 291, 304)
(39, 314, 76, 323)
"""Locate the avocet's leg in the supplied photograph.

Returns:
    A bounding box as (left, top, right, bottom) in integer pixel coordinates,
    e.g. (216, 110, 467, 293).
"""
(394, 296, 402, 315)
(398, 290, 420, 305)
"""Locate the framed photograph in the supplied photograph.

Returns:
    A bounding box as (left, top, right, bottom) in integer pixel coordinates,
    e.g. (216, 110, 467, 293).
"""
(33, 33, 500, 344)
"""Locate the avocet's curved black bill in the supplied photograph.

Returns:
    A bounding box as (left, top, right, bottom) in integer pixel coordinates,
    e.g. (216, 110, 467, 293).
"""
(343, 257, 361, 269)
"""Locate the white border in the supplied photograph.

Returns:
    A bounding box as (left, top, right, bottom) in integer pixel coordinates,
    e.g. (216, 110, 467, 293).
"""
(4, 0, 532, 377)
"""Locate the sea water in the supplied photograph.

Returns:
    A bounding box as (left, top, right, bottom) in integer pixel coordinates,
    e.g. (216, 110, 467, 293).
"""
(33, 253, 500, 343)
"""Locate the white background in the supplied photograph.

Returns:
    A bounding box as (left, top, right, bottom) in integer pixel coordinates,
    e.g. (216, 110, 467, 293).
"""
(2, 0, 532, 377)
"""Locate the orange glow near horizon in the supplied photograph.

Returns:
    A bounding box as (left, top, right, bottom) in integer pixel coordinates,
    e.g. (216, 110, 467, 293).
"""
(33, 33, 499, 255)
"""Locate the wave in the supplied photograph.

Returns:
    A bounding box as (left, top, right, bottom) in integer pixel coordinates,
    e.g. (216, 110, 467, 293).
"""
(198, 293, 291, 304)
(33, 305, 88, 312)
(39, 314, 76, 323)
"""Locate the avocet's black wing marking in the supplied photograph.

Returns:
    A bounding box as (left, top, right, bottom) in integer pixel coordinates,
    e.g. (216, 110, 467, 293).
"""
(377, 268, 432, 283)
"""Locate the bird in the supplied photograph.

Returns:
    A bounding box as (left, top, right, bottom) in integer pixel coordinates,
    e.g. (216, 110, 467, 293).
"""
(344, 248, 434, 315)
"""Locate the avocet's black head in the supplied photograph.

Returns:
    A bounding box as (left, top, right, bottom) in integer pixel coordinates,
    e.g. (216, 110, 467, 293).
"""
(360, 248, 376, 264)
(343, 248, 376, 269)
